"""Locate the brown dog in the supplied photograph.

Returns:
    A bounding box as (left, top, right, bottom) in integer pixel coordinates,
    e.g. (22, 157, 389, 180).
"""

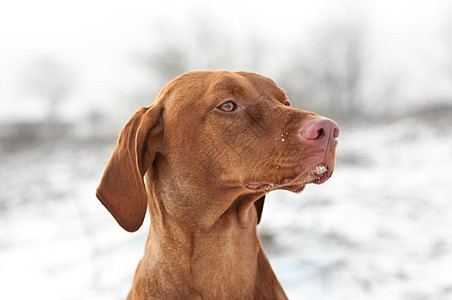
(96, 71, 339, 299)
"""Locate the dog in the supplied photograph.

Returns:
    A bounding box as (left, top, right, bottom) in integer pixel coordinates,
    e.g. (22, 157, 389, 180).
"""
(96, 71, 339, 299)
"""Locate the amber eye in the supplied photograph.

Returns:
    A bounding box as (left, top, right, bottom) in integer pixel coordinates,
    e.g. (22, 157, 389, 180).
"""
(284, 100, 291, 106)
(218, 101, 237, 112)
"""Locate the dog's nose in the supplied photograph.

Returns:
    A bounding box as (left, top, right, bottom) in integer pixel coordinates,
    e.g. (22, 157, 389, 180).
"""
(299, 117, 339, 148)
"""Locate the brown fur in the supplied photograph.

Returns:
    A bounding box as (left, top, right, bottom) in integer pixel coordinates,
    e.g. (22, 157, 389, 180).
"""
(96, 71, 339, 299)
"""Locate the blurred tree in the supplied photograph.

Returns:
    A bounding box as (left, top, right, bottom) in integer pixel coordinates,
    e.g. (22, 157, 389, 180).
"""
(284, 18, 367, 120)
(136, 15, 380, 123)
(24, 58, 75, 123)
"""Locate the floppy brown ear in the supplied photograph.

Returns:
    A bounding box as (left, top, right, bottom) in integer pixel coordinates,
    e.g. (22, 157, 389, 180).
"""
(254, 195, 265, 224)
(96, 104, 164, 232)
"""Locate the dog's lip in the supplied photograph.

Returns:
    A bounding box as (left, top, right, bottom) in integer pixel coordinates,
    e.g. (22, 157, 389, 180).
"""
(245, 182, 274, 190)
(310, 163, 331, 185)
(245, 162, 333, 191)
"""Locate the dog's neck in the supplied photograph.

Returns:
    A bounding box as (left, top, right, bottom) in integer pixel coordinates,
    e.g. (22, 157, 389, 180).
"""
(136, 176, 263, 298)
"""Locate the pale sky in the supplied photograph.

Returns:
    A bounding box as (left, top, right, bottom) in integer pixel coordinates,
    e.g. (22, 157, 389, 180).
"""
(0, 0, 451, 121)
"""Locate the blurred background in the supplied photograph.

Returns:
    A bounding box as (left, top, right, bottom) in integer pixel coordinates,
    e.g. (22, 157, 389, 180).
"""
(1, 0, 451, 299)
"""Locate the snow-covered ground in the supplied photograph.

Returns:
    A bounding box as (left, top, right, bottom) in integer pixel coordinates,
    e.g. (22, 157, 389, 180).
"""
(0, 117, 451, 300)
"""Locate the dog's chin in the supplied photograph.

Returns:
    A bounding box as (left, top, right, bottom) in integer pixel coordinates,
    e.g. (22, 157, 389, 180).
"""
(280, 184, 307, 193)
(245, 162, 334, 193)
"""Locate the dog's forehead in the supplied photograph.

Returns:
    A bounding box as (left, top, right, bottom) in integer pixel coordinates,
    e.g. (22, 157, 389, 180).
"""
(160, 71, 288, 119)
(210, 71, 286, 102)
(168, 71, 285, 105)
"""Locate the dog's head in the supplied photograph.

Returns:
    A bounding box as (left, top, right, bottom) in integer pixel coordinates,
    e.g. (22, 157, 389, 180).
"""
(97, 71, 339, 231)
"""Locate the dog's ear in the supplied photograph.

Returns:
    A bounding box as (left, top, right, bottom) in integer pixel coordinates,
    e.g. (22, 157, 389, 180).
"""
(96, 104, 165, 232)
(254, 195, 265, 224)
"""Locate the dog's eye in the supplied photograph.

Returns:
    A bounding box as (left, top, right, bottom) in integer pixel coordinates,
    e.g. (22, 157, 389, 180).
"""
(218, 101, 237, 112)
(284, 100, 291, 106)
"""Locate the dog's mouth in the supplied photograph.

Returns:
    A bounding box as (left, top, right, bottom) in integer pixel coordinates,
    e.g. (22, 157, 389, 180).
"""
(245, 162, 333, 192)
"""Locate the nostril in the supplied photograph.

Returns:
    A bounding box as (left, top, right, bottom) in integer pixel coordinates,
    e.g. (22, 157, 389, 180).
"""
(316, 128, 325, 140)
(333, 127, 339, 139)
